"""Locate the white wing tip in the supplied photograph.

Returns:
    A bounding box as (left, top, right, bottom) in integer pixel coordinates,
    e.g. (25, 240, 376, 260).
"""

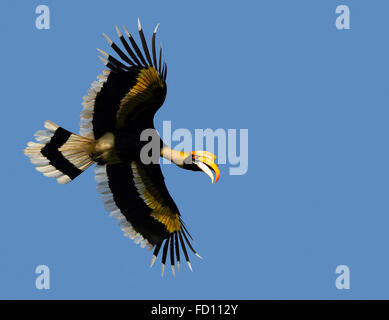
(137, 18, 142, 31)
(98, 56, 108, 66)
(150, 255, 157, 268)
(102, 33, 113, 45)
(96, 48, 108, 57)
(115, 25, 122, 37)
(123, 25, 130, 37)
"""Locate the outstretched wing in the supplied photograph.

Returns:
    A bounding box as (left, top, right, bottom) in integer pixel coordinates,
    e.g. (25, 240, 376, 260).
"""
(82, 21, 199, 275)
(79, 20, 167, 140)
(95, 162, 200, 275)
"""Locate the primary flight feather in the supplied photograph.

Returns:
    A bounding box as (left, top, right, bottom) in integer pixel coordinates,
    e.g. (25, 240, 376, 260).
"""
(24, 20, 220, 277)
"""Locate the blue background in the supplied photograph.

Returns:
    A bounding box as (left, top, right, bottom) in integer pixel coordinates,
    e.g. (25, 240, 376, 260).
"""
(1, 0, 388, 299)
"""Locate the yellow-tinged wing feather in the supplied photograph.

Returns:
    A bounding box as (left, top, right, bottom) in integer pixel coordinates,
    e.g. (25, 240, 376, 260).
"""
(117, 67, 164, 128)
(131, 162, 181, 233)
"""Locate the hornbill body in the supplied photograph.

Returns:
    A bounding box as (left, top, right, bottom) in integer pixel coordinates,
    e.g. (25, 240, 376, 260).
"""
(24, 20, 220, 276)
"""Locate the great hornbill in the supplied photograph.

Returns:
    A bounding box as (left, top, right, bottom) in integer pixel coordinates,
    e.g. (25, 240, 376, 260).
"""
(24, 20, 220, 276)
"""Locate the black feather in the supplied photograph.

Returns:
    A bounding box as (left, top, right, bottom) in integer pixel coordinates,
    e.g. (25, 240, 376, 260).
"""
(127, 31, 148, 67)
(170, 234, 175, 269)
(182, 228, 197, 255)
(175, 232, 180, 268)
(158, 45, 162, 74)
(153, 242, 162, 258)
(152, 29, 158, 68)
(161, 237, 170, 266)
(119, 33, 141, 66)
(178, 231, 190, 264)
(138, 23, 153, 66)
(105, 53, 130, 70)
(110, 41, 134, 66)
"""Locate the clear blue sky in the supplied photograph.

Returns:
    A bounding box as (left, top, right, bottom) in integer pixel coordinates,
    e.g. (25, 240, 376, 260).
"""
(1, 0, 389, 299)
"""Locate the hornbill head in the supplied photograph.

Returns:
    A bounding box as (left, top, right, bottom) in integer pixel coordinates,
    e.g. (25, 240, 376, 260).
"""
(183, 150, 220, 183)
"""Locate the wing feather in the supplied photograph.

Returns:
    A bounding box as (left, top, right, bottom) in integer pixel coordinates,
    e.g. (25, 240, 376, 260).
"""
(81, 24, 167, 140)
(95, 162, 198, 273)
(85, 23, 198, 275)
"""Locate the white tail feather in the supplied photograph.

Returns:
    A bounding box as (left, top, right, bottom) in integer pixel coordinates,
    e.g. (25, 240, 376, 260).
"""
(25, 121, 95, 184)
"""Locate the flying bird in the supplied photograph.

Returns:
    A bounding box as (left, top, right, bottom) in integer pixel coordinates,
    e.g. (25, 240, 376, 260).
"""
(24, 20, 220, 277)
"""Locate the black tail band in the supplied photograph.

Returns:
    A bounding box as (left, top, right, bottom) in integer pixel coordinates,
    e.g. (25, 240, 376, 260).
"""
(40, 127, 83, 180)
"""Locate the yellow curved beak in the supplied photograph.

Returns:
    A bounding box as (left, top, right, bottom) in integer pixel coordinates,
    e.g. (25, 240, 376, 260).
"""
(191, 151, 220, 183)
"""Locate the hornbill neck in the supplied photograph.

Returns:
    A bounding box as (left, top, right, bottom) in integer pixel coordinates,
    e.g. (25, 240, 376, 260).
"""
(160, 144, 188, 167)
